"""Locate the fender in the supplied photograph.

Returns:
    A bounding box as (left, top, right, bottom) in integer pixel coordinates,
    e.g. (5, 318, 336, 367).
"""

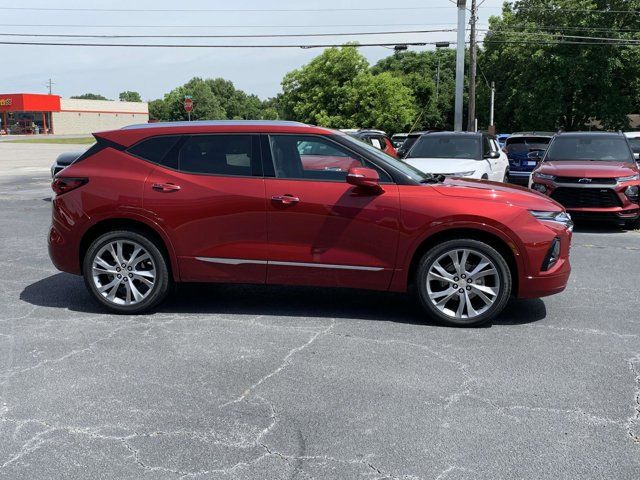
(389, 216, 526, 293)
(80, 210, 182, 282)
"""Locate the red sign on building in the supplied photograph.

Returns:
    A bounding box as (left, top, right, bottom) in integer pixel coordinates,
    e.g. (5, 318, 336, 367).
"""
(0, 93, 61, 112)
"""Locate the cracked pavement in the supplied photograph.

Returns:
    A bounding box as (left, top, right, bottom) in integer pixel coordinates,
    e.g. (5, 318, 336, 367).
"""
(0, 143, 639, 479)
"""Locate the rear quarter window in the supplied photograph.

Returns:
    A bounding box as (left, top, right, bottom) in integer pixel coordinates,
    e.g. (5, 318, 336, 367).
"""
(127, 136, 181, 168)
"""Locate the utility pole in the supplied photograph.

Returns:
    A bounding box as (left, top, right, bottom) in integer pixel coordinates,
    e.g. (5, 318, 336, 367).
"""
(467, 0, 477, 132)
(46, 78, 54, 95)
(489, 81, 495, 131)
(454, 0, 467, 132)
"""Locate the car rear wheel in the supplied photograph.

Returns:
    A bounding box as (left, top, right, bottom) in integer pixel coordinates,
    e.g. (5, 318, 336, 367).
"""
(416, 239, 512, 327)
(503, 169, 510, 183)
(83, 230, 170, 314)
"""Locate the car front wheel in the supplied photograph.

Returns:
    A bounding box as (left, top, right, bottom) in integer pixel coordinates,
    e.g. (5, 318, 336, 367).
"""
(416, 239, 512, 327)
(83, 230, 170, 314)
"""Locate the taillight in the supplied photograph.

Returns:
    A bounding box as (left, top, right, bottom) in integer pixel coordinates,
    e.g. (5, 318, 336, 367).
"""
(52, 177, 88, 195)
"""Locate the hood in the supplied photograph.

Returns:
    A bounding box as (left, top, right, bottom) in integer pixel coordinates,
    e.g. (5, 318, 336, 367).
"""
(404, 157, 479, 175)
(537, 161, 638, 178)
(433, 177, 564, 210)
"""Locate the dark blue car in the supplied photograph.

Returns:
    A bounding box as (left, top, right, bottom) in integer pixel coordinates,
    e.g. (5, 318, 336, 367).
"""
(504, 132, 554, 184)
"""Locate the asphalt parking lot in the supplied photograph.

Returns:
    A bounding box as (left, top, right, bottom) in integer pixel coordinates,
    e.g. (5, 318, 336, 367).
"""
(0, 142, 639, 479)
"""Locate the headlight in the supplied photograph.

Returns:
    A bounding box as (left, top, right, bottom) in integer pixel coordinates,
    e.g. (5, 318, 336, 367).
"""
(534, 172, 556, 181)
(617, 174, 640, 182)
(625, 185, 639, 201)
(530, 210, 573, 231)
(449, 171, 475, 177)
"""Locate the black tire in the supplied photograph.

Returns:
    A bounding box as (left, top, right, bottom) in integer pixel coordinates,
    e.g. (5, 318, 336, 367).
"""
(83, 230, 170, 314)
(503, 169, 510, 183)
(481, 174, 489, 180)
(415, 239, 512, 327)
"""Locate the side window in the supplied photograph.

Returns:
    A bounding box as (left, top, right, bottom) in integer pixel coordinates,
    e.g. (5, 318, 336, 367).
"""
(483, 137, 492, 157)
(127, 136, 181, 168)
(268, 135, 391, 182)
(179, 135, 253, 176)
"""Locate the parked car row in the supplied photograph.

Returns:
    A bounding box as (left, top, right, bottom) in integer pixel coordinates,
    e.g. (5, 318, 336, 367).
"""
(382, 129, 639, 229)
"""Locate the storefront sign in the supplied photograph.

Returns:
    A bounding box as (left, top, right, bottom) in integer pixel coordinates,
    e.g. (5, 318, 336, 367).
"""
(0, 98, 12, 107)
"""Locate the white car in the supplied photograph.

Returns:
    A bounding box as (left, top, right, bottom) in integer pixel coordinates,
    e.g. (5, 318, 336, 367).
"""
(624, 131, 640, 162)
(403, 132, 510, 182)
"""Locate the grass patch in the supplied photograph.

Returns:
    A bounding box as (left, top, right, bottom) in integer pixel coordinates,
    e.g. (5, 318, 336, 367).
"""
(3, 137, 95, 145)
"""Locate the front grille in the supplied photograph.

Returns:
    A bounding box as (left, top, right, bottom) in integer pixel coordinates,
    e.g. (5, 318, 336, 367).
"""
(555, 176, 616, 185)
(551, 187, 622, 208)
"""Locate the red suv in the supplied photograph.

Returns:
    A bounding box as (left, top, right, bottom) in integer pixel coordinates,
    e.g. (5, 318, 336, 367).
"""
(529, 132, 640, 228)
(49, 121, 573, 326)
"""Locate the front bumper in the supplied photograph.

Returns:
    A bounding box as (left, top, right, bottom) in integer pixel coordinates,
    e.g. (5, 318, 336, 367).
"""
(529, 178, 640, 220)
(518, 258, 571, 298)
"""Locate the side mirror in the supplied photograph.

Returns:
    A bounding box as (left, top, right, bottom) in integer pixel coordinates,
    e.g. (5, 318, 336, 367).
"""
(484, 151, 500, 159)
(346, 167, 382, 192)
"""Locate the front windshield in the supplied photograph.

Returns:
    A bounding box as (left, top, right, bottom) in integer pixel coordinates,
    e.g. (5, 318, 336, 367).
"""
(545, 136, 633, 162)
(407, 135, 480, 160)
(627, 137, 640, 154)
(338, 133, 429, 182)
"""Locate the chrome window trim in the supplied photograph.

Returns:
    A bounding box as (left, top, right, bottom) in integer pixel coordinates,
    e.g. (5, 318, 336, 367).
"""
(195, 257, 384, 271)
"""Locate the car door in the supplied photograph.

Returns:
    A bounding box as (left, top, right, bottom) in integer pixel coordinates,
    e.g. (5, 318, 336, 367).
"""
(491, 138, 509, 181)
(142, 133, 268, 283)
(262, 134, 400, 291)
(482, 136, 501, 181)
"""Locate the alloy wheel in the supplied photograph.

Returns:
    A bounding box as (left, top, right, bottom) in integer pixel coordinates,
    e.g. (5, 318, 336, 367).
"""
(426, 248, 501, 320)
(91, 240, 157, 306)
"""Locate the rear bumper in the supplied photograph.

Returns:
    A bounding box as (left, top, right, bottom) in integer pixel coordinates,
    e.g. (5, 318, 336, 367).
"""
(508, 170, 532, 184)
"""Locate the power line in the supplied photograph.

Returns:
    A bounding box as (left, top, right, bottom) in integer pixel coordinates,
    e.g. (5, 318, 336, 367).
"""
(480, 30, 640, 43)
(483, 39, 640, 46)
(0, 22, 460, 29)
(0, 6, 455, 13)
(513, 7, 640, 14)
(0, 29, 456, 39)
(0, 40, 438, 49)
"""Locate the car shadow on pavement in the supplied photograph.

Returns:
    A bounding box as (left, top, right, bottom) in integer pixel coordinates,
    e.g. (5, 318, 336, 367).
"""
(20, 273, 546, 327)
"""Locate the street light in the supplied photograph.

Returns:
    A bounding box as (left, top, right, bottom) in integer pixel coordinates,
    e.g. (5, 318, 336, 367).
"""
(454, 0, 467, 131)
(434, 42, 450, 102)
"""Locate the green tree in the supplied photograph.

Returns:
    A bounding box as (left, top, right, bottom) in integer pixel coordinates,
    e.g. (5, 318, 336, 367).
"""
(161, 77, 226, 121)
(479, 0, 640, 131)
(119, 91, 142, 102)
(372, 49, 458, 130)
(70, 93, 109, 101)
(280, 46, 416, 132)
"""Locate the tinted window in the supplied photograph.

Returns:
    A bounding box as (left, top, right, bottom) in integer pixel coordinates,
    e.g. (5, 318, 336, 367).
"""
(407, 135, 480, 160)
(179, 135, 253, 175)
(628, 137, 640, 154)
(128, 136, 180, 166)
(269, 135, 391, 182)
(545, 136, 633, 162)
(505, 136, 551, 152)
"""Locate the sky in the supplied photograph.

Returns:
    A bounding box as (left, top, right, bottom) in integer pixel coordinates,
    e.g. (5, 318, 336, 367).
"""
(0, 0, 503, 101)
